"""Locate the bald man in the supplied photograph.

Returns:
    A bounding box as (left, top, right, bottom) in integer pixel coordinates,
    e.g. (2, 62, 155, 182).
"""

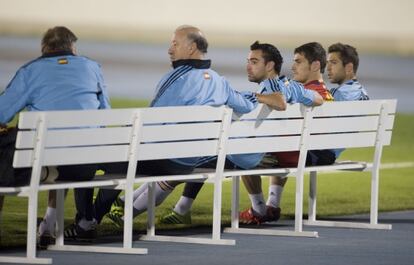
(74, 25, 285, 235)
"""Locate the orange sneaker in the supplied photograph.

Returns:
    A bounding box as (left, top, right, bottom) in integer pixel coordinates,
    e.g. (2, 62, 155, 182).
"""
(239, 207, 265, 225)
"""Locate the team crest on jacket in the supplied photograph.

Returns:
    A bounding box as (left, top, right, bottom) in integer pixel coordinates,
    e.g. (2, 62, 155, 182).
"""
(203, 72, 211, 79)
(58, 58, 68, 64)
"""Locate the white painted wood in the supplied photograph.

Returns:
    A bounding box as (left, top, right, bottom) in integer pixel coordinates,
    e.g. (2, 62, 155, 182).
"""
(16, 127, 132, 149)
(47, 245, 148, 254)
(139, 235, 235, 245)
(231, 176, 240, 229)
(136, 140, 220, 160)
(308, 131, 393, 150)
(303, 220, 392, 230)
(3, 100, 398, 261)
(142, 122, 222, 142)
(308, 171, 317, 222)
(224, 228, 318, 238)
(370, 102, 389, 225)
(211, 108, 232, 240)
(140, 105, 229, 123)
(18, 108, 136, 129)
(310, 115, 395, 134)
(55, 189, 65, 247)
(294, 107, 312, 233)
(227, 136, 301, 154)
(0, 257, 52, 264)
(13, 145, 130, 167)
(123, 111, 142, 249)
(27, 115, 47, 259)
(229, 119, 304, 137)
(312, 99, 397, 116)
(14, 139, 221, 167)
(232, 103, 304, 120)
(146, 182, 156, 237)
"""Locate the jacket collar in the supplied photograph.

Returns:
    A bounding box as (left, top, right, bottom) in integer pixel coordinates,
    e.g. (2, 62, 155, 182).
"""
(41, 50, 75, 58)
(172, 59, 211, 69)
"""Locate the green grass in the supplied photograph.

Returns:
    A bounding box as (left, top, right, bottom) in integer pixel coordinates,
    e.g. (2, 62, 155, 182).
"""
(1, 99, 414, 247)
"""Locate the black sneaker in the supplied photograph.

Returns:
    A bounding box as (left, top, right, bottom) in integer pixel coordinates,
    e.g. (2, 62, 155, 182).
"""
(64, 223, 97, 242)
(38, 231, 55, 249)
(263, 206, 281, 223)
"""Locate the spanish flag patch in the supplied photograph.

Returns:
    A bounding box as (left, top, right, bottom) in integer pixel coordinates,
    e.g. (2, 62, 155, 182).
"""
(58, 58, 68, 64)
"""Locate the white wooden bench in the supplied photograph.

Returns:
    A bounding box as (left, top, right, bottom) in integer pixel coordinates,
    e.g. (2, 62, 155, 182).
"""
(0, 105, 233, 264)
(222, 99, 397, 237)
(0, 99, 397, 264)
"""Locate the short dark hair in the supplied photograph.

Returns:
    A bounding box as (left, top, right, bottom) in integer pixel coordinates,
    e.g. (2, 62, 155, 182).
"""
(41, 26, 78, 54)
(250, 41, 283, 74)
(294, 42, 326, 73)
(187, 32, 208, 53)
(328, 43, 359, 73)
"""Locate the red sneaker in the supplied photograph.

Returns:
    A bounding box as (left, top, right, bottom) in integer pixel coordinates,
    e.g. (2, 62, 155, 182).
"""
(239, 207, 265, 225)
(263, 206, 281, 222)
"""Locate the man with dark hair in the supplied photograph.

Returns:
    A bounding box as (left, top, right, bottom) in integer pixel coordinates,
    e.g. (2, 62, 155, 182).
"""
(327, 43, 368, 101)
(326, 43, 369, 160)
(261, 42, 335, 223)
(0, 26, 111, 247)
(87, 26, 272, 230)
(157, 41, 323, 225)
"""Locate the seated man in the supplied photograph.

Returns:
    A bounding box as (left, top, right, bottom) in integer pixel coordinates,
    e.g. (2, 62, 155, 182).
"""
(240, 42, 370, 224)
(0, 26, 111, 247)
(69, 25, 274, 235)
(107, 41, 323, 226)
(244, 42, 334, 224)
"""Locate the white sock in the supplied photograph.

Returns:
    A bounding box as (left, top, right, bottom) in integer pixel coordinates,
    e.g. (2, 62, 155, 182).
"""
(132, 182, 173, 217)
(41, 207, 56, 233)
(267, 185, 284, 208)
(120, 182, 149, 202)
(78, 218, 97, 231)
(248, 193, 266, 216)
(173, 196, 194, 215)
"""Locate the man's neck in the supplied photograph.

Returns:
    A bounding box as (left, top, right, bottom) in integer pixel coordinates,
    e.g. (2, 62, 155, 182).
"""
(265, 72, 278, 81)
(304, 73, 323, 84)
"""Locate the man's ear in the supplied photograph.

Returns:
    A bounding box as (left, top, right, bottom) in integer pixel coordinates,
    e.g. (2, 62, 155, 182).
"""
(189, 42, 197, 55)
(310, 60, 321, 73)
(71, 43, 77, 55)
(345, 62, 354, 75)
(266, 61, 275, 72)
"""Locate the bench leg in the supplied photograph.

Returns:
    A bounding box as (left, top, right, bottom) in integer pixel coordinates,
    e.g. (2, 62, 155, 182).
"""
(55, 189, 65, 247)
(27, 192, 39, 259)
(308, 171, 317, 222)
(0, 194, 52, 264)
(146, 182, 156, 237)
(303, 169, 391, 230)
(231, 176, 240, 229)
(212, 176, 222, 240)
(139, 180, 235, 245)
(123, 181, 134, 248)
(370, 168, 379, 225)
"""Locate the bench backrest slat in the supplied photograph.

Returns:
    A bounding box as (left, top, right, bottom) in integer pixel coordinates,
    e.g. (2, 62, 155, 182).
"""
(308, 131, 392, 150)
(227, 104, 307, 154)
(14, 105, 231, 168)
(310, 115, 395, 134)
(225, 100, 396, 156)
(312, 100, 397, 116)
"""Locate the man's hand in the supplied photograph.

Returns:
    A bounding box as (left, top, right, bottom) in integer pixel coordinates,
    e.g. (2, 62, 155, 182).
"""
(256, 92, 287, 111)
(0, 123, 8, 134)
